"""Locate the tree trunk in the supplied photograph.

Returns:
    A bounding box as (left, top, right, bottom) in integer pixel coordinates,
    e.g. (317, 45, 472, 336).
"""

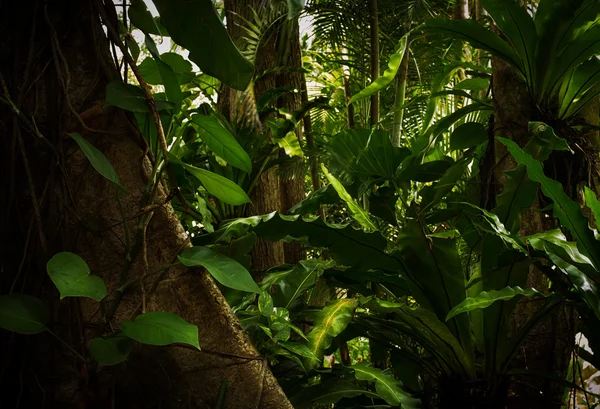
(220, 0, 305, 268)
(491, 51, 578, 409)
(391, 36, 409, 146)
(0, 2, 292, 408)
(368, 0, 380, 128)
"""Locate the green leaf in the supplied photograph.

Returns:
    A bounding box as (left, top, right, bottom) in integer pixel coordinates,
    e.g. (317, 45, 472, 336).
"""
(349, 34, 409, 104)
(352, 363, 420, 408)
(121, 311, 200, 349)
(290, 379, 380, 409)
(126, 37, 140, 62)
(321, 164, 377, 232)
(450, 122, 487, 150)
(479, 0, 537, 83)
(203, 212, 408, 281)
(306, 299, 356, 370)
(0, 294, 49, 334)
(326, 129, 410, 179)
(104, 81, 174, 112)
(446, 286, 549, 321)
(191, 115, 252, 173)
(499, 137, 600, 275)
(152, 0, 254, 90)
(286, 0, 305, 19)
(90, 337, 134, 366)
(129, 0, 166, 35)
(424, 18, 523, 74)
(178, 246, 260, 293)
(260, 259, 336, 309)
(528, 229, 600, 320)
(455, 78, 489, 91)
(258, 291, 274, 316)
(46, 252, 107, 301)
(170, 155, 250, 205)
(493, 122, 571, 233)
(410, 160, 453, 182)
(273, 131, 303, 158)
(145, 35, 182, 105)
(279, 341, 317, 360)
(585, 186, 600, 225)
(69, 133, 125, 192)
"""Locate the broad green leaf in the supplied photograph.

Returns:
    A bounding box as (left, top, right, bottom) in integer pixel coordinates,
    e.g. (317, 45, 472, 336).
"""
(549, 26, 600, 98)
(326, 129, 410, 179)
(286, 0, 305, 19)
(357, 301, 474, 377)
(170, 155, 250, 205)
(499, 137, 600, 275)
(273, 131, 303, 158)
(139, 53, 194, 86)
(121, 311, 200, 349)
(450, 122, 487, 150)
(494, 122, 571, 233)
(260, 259, 336, 309)
(455, 78, 489, 91)
(396, 221, 473, 366)
(104, 81, 174, 112)
(200, 212, 408, 280)
(178, 246, 260, 293)
(0, 294, 49, 334)
(529, 230, 600, 320)
(349, 34, 409, 104)
(479, 0, 537, 84)
(352, 363, 420, 408)
(90, 337, 134, 366)
(258, 291, 274, 316)
(290, 379, 379, 409)
(126, 37, 140, 62)
(424, 18, 523, 74)
(69, 133, 125, 192)
(129, 0, 166, 35)
(46, 252, 107, 301)
(191, 115, 252, 173)
(446, 286, 549, 321)
(152, 0, 253, 90)
(584, 186, 600, 225)
(305, 299, 356, 370)
(321, 164, 377, 232)
(410, 160, 452, 182)
(279, 341, 317, 360)
(145, 35, 182, 105)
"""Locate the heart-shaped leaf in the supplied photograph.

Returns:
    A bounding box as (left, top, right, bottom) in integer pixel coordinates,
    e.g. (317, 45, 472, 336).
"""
(47, 252, 107, 301)
(0, 294, 49, 334)
(178, 247, 260, 293)
(121, 311, 200, 349)
(90, 336, 134, 366)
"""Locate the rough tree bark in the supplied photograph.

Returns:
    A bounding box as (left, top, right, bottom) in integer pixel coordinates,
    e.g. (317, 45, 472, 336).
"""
(220, 0, 306, 269)
(491, 41, 596, 409)
(0, 1, 293, 408)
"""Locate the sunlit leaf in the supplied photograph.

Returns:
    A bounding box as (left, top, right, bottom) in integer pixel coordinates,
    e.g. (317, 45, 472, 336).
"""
(352, 363, 420, 408)
(446, 286, 550, 321)
(349, 34, 409, 104)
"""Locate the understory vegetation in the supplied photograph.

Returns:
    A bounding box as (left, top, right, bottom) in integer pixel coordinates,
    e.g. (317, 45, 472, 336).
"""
(3, 0, 600, 408)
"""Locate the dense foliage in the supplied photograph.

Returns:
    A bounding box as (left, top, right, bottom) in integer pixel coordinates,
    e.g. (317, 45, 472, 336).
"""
(3, 0, 600, 408)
